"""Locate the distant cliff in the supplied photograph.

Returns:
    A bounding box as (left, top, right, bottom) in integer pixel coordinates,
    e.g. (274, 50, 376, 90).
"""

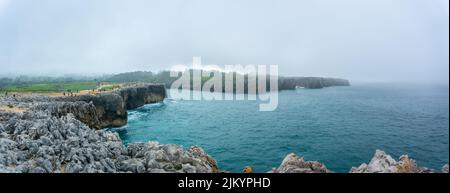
(105, 71, 350, 91)
(278, 77, 350, 89)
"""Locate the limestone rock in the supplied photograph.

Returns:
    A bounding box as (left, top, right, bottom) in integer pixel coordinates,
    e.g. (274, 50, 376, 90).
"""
(0, 84, 166, 130)
(442, 164, 449, 173)
(350, 150, 398, 173)
(0, 108, 219, 173)
(350, 150, 434, 173)
(116, 84, 166, 110)
(270, 153, 330, 173)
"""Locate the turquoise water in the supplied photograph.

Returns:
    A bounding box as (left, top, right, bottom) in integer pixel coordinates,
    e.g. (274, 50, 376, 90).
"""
(112, 83, 449, 172)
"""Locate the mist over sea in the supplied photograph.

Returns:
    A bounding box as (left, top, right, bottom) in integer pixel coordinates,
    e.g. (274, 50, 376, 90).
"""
(111, 83, 449, 172)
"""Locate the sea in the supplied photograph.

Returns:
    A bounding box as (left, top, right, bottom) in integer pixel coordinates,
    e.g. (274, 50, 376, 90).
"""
(110, 83, 449, 172)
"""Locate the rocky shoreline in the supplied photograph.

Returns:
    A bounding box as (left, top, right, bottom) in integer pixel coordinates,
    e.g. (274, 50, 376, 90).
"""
(269, 150, 449, 173)
(0, 113, 218, 173)
(0, 84, 447, 173)
(0, 84, 217, 173)
(0, 84, 166, 129)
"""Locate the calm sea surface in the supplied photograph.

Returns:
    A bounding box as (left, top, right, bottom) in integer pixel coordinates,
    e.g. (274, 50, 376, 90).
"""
(111, 83, 449, 172)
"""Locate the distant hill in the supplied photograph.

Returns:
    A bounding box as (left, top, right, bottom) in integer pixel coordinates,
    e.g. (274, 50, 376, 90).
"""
(0, 70, 350, 92)
(105, 70, 350, 91)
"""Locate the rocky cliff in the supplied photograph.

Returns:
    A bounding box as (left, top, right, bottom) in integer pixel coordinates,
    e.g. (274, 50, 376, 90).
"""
(279, 77, 350, 89)
(0, 84, 166, 130)
(115, 84, 167, 110)
(45, 93, 127, 129)
(0, 112, 218, 173)
(0, 84, 217, 173)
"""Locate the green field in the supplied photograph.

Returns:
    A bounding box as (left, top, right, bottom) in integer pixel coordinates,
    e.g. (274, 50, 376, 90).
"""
(1, 82, 98, 93)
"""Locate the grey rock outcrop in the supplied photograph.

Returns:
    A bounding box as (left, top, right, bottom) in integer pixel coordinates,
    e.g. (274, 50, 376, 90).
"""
(34, 101, 102, 129)
(0, 84, 216, 173)
(269, 153, 330, 173)
(0, 110, 218, 173)
(116, 84, 166, 110)
(62, 93, 128, 129)
(268, 150, 447, 173)
(0, 84, 166, 130)
(442, 164, 449, 173)
(350, 150, 434, 173)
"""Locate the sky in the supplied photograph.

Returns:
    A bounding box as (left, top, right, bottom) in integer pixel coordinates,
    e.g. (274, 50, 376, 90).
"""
(0, 0, 448, 83)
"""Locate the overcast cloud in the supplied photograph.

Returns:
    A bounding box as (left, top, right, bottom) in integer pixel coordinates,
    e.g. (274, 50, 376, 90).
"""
(0, 0, 448, 83)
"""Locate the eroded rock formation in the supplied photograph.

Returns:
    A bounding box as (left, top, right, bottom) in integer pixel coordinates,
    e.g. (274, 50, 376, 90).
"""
(269, 153, 331, 173)
(350, 150, 436, 173)
(268, 150, 448, 173)
(55, 93, 128, 129)
(0, 112, 218, 173)
(442, 164, 449, 173)
(116, 84, 166, 110)
(0, 84, 166, 129)
(0, 83, 220, 173)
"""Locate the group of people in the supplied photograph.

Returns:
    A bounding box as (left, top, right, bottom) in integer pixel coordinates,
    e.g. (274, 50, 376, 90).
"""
(62, 91, 77, 97)
(62, 89, 80, 97)
(2, 86, 121, 98)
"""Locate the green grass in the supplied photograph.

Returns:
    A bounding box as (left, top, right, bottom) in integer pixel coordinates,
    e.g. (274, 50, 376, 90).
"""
(98, 85, 116, 92)
(1, 82, 98, 93)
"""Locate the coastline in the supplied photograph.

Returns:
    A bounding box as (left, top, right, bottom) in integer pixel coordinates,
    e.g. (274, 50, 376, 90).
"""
(0, 83, 448, 173)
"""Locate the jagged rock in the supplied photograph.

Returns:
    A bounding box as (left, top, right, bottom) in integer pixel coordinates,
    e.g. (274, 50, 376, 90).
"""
(350, 150, 434, 173)
(442, 164, 449, 173)
(116, 84, 166, 110)
(0, 84, 166, 130)
(37, 158, 53, 172)
(396, 155, 430, 173)
(54, 94, 127, 129)
(0, 107, 219, 173)
(351, 150, 398, 173)
(118, 158, 146, 173)
(102, 132, 120, 141)
(30, 167, 47, 173)
(243, 166, 253, 173)
(64, 161, 83, 173)
(187, 146, 219, 173)
(269, 153, 330, 173)
(33, 101, 102, 129)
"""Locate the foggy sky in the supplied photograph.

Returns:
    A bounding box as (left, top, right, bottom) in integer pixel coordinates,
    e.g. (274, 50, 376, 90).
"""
(0, 0, 448, 83)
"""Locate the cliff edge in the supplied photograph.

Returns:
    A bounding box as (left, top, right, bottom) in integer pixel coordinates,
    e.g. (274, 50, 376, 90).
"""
(0, 84, 166, 129)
